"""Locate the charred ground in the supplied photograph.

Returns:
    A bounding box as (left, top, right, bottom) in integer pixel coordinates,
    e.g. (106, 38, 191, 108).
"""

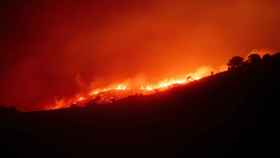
(1, 53, 279, 157)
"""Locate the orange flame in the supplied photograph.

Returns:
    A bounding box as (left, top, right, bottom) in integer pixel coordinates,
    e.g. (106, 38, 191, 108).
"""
(45, 66, 224, 111)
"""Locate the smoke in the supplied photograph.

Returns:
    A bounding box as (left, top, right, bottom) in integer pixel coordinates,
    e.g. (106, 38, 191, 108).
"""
(1, 0, 280, 110)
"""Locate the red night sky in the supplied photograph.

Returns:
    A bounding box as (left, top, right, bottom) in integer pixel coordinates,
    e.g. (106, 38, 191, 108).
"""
(1, 0, 280, 110)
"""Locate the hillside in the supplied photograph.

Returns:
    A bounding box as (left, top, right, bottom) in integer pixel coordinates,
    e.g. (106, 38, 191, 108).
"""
(1, 53, 279, 157)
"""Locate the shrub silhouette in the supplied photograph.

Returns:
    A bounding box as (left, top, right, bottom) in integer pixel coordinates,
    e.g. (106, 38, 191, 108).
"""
(262, 54, 272, 63)
(248, 54, 261, 64)
(227, 56, 244, 70)
(272, 52, 280, 61)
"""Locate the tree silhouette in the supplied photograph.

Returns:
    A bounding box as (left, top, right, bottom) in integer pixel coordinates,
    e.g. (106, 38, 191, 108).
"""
(262, 54, 272, 63)
(227, 56, 244, 70)
(248, 54, 261, 64)
(272, 52, 280, 66)
(272, 52, 280, 61)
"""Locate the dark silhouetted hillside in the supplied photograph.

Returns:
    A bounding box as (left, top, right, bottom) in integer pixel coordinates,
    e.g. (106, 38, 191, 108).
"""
(1, 53, 280, 158)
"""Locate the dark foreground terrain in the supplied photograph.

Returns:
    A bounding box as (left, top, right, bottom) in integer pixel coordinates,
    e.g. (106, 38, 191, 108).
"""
(1, 54, 279, 157)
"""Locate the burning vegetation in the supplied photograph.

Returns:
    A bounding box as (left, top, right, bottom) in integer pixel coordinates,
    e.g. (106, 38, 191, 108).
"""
(44, 66, 222, 111)
(39, 50, 274, 111)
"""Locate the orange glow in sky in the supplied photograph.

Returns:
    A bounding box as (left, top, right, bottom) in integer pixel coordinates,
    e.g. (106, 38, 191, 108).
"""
(1, 1, 280, 111)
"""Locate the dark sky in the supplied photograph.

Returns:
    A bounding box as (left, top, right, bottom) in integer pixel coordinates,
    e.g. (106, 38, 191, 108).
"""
(1, 0, 280, 110)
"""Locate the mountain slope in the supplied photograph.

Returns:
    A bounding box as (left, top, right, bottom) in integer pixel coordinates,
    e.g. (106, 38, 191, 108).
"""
(1, 54, 279, 157)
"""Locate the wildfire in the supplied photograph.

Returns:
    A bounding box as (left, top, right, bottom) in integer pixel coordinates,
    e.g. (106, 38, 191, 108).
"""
(46, 66, 225, 111)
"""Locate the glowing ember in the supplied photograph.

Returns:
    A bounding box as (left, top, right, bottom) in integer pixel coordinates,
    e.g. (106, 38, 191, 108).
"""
(77, 97, 86, 102)
(45, 66, 225, 111)
(115, 84, 128, 91)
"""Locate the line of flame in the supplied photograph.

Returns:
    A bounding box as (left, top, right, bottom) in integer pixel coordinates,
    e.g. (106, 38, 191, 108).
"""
(45, 66, 226, 111)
